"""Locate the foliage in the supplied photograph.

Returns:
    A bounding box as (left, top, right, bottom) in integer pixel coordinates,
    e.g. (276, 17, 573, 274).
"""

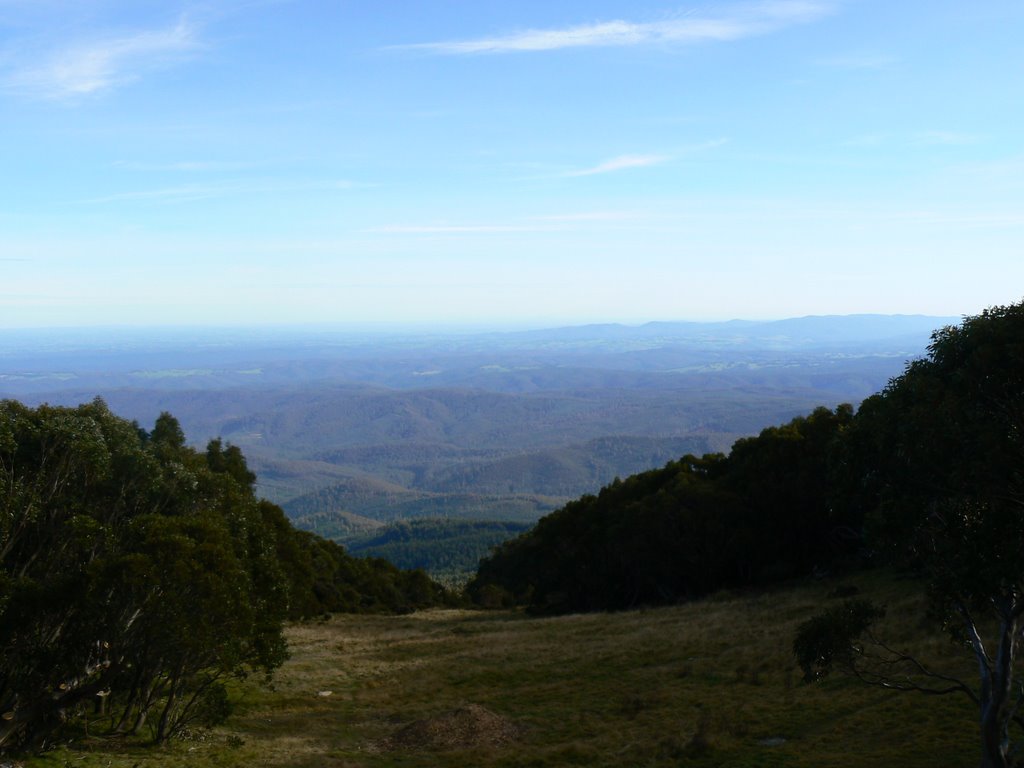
(344, 519, 530, 581)
(285, 480, 554, 526)
(468, 405, 859, 613)
(793, 599, 886, 682)
(0, 399, 289, 750)
(292, 531, 456, 615)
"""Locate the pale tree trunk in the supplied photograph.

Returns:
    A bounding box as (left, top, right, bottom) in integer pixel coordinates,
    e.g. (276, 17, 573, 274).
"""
(965, 600, 1020, 768)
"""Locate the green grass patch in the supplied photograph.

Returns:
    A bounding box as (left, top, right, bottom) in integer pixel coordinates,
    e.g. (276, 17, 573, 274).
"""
(26, 571, 980, 767)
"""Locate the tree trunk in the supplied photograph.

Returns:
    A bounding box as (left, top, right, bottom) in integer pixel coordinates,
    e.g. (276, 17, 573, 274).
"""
(979, 711, 1010, 768)
(154, 665, 184, 744)
(976, 610, 1017, 768)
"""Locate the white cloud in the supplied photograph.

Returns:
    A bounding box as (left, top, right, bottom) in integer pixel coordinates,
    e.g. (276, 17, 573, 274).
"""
(842, 133, 888, 147)
(531, 211, 644, 222)
(112, 160, 255, 172)
(914, 130, 982, 146)
(373, 211, 656, 233)
(77, 179, 358, 205)
(4, 19, 199, 99)
(396, 2, 832, 55)
(368, 224, 549, 235)
(818, 52, 897, 70)
(564, 154, 670, 177)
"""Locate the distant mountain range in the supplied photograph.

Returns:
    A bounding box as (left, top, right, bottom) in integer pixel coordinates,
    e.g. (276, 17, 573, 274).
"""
(1, 314, 955, 551)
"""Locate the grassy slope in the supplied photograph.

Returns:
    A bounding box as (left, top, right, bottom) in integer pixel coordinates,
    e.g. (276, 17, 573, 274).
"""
(29, 570, 979, 768)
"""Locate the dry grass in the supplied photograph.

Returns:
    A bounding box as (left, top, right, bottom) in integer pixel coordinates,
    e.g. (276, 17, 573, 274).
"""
(27, 570, 980, 767)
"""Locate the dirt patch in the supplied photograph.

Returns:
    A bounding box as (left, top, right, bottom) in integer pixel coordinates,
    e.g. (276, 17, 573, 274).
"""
(381, 704, 522, 751)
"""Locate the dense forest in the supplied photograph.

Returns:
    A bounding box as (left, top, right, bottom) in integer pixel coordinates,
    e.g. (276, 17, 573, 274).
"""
(467, 304, 1021, 613)
(0, 401, 453, 754)
(468, 404, 855, 611)
(345, 519, 532, 584)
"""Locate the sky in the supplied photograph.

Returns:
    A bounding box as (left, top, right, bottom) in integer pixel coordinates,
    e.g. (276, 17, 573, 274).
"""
(0, 0, 1022, 329)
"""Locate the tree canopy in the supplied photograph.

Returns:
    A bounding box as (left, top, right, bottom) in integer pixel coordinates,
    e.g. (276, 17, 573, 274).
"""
(468, 404, 859, 613)
(0, 399, 452, 754)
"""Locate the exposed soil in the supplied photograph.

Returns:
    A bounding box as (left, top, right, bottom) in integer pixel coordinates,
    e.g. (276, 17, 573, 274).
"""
(381, 704, 522, 751)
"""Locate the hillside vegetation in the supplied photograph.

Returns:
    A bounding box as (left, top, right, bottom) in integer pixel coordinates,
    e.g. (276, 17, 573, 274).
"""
(0, 400, 453, 754)
(467, 302, 1024, 767)
(469, 404, 854, 613)
(345, 520, 532, 585)
(284, 476, 558, 524)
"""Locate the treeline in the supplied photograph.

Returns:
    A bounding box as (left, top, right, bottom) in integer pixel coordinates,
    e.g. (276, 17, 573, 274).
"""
(468, 405, 857, 613)
(468, 301, 1024, 617)
(346, 519, 531, 581)
(0, 400, 452, 754)
(284, 480, 552, 526)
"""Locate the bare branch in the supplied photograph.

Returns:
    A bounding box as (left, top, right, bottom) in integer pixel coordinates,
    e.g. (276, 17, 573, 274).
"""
(851, 632, 980, 705)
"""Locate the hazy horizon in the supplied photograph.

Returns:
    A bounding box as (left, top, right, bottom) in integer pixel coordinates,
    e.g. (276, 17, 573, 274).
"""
(0, 310, 963, 337)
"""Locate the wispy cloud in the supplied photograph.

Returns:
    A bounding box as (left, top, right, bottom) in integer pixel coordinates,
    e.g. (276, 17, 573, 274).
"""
(842, 133, 888, 147)
(394, 2, 831, 54)
(368, 224, 549, 235)
(531, 211, 644, 222)
(113, 160, 254, 173)
(565, 154, 670, 177)
(518, 141, 723, 181)
(914, 130, 982, 146)
(841, 131, 985, 149)
(818, 52, 897, 70)
(370, 211, 652, 233)
(881, 211, 1024, 228)
(3, 19, 199, 99)
(77, 179, 358, 205)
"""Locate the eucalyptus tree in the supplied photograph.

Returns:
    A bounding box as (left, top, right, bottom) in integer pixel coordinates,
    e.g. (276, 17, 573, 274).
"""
(0, 400, 289, 751)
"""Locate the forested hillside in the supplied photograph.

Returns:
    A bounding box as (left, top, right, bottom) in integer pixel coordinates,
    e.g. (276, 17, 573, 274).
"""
(345, 520, 532, 585)
(469, 305, 1024, 612)
(469, 405, 855, 612)
(468, 303, 1024, 768)
(283, 476, 557, 524)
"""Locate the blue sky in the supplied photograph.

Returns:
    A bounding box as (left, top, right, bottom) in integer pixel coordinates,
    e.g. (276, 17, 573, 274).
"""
(1, 0, 1022, 328)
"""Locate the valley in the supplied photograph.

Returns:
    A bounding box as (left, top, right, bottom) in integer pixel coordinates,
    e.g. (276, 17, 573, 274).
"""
(0, 315, 950, 580)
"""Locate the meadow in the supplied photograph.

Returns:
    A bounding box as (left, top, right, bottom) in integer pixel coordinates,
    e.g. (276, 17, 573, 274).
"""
(29, 570, 978, 768)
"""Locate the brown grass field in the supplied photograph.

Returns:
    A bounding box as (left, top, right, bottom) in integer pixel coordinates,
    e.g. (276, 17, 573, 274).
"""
(27, 570, 981, 767)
